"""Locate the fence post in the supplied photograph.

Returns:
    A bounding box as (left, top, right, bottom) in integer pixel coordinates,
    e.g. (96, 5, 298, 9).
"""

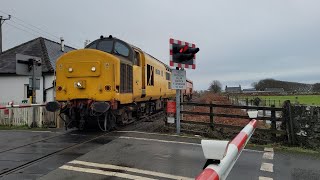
(210, 103, 214, 130)
(287, 101, 296, 145)
(283, 100, 296, 145)
(271, 105, 276, 140)
(9, 108, 13, 127)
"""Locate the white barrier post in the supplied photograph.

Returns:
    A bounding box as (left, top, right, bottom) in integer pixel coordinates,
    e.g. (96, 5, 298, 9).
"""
(196, 119, 258, 180)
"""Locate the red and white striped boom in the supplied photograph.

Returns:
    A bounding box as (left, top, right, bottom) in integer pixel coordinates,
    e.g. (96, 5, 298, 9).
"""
(0, 104, 45, 110)
(196, 119, 258, 180)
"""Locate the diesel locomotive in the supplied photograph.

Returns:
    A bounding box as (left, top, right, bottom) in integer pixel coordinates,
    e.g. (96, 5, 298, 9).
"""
(46, 35, 177, 131)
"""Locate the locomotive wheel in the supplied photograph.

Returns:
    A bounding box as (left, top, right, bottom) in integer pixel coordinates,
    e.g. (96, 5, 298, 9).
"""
(120, 111, 129, 125)
(97, 111, 117, 132)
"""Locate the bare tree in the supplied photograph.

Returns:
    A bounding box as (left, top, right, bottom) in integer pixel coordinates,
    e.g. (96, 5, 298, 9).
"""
(208, 80, 222, 93)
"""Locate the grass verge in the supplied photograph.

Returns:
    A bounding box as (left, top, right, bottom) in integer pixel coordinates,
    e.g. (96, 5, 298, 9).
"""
(246, 143, 320, 157)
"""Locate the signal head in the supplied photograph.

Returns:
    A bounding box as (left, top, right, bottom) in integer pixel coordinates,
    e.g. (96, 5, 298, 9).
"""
(172, 44, 200, 63)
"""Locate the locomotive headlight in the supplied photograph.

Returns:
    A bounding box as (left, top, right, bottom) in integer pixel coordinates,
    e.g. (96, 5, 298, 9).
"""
(75, 80, 86, 89)
(76, 82, 82, 88)
(91, 67, 96, 72)
(68, 67, 73, 72)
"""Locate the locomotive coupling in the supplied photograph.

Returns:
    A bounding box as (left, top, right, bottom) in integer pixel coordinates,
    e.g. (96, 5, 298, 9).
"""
(45, 101, 61, 112)
(91, 102, 110, 113)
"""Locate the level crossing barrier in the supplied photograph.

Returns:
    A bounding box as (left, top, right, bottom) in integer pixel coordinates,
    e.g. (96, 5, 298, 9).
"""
(0, 103, 56, 127)
(196, 119, 258, 180)
(0, 103, 45, 110)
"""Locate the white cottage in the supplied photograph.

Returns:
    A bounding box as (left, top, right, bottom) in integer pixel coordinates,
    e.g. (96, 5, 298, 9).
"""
(0, 37, 76, 104)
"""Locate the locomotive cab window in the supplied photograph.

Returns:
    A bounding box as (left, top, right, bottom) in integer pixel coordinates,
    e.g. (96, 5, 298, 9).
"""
(166, 72, 170, 80)
(134, 51, 140, 66)
(86, 42, 97, 49)
(97, 40, 113, 53)
(114, 42, 129, 57)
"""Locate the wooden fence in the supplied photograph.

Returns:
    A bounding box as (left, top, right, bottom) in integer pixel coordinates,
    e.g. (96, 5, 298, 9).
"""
(168, 102, 294, 143)
(0, 106, 57, 128)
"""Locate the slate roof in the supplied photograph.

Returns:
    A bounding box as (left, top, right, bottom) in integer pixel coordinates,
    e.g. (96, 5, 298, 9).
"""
(225, 86, 242, 93)
(0, 37, 76, 74)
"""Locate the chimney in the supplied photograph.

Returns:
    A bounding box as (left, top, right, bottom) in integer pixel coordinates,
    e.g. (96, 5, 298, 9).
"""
(60, 37, 64, 52)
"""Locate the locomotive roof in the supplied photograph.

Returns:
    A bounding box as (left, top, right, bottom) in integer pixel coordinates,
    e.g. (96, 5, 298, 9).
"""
(129, 44, 172, 72)
(95, 36, 172, 72)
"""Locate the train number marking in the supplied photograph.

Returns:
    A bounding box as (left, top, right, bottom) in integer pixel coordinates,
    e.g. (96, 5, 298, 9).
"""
(105, 63, 110, 69)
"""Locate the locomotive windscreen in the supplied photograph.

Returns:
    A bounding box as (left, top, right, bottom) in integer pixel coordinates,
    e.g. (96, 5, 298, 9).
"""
(86, 39, 113, 53)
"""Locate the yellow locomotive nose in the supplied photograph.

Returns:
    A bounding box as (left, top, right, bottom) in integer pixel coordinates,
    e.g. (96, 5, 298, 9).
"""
(55, 49, 119, 101)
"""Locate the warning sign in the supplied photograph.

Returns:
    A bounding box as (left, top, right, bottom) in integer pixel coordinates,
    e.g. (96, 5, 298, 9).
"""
(171, 69, 186, 89)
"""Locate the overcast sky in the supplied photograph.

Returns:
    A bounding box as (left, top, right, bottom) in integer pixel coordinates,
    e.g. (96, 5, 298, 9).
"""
(1, 0, 320, 90)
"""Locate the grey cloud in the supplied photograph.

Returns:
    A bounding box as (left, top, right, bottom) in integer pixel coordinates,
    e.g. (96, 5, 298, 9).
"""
(1, 0, 320, 90)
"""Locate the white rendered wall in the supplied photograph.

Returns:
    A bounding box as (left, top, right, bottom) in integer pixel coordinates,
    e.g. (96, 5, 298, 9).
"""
(0, 75, 54, 104)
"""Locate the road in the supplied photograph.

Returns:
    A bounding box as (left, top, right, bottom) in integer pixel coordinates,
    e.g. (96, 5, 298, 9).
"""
(0, 130, 319, 180)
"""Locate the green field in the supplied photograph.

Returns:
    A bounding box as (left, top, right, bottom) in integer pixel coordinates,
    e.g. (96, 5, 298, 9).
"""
(241, 95, 320, 106)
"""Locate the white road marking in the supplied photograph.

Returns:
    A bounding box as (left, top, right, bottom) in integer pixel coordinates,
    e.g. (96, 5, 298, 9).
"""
(118, 136, 201, 146)
(69, 160, 193, 180)
(259, 176, 273, 180)
(263, 152, 274, 160)
(243, 149, 264, 153)
(115, 130, 203, 139)
(60, 165, 157, 180)
(116, 131, 264, 152)
(264, 147, 274, 152)
(118, 136, 264, 153)
(260, 162, 274, 172)
(31, 131, 52, 133)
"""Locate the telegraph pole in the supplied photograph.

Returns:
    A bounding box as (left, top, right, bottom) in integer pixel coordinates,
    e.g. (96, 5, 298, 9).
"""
(0, 15, 11, 53)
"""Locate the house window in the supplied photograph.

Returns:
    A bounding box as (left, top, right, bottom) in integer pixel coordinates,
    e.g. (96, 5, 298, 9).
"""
(161, 70, 163, 77)
(156, 69, 160, 75)
(24, 84, 32, 100)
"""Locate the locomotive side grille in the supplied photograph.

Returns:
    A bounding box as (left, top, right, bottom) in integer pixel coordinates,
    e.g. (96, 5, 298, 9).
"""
(120, 63, 133, 93)
(120, 63, 126, 93)
(128, 65, 133, 92)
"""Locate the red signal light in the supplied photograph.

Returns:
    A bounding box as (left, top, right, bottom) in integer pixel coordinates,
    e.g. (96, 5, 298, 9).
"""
(179, 45, 189, 53)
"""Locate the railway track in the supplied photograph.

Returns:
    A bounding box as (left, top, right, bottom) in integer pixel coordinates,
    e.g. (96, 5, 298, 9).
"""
(0, 131, 107, 177)
(0, 110, 165, 178)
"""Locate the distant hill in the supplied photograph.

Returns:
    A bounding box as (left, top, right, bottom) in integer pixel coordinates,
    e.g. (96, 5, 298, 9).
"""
(252, 79, 320, 92)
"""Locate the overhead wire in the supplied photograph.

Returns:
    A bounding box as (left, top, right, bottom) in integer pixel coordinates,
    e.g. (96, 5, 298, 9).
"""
(4, 22, 39, 38)
(0, 9, 60, 40)
(0, 9, 80, 49)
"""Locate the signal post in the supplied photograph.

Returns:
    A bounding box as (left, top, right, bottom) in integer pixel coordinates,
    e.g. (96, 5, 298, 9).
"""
(16, 54, 42, 128)
(169, 38, 199, 134)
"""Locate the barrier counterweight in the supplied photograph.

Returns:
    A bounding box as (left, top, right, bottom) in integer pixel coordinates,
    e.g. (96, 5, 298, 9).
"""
(196, 119, 258, 180)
